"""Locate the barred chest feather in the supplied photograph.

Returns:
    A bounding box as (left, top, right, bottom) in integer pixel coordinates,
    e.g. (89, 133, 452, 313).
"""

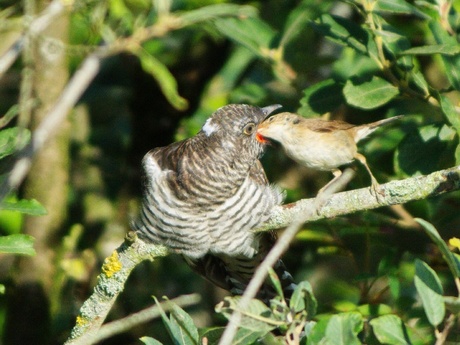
(134, 148, 283, 259)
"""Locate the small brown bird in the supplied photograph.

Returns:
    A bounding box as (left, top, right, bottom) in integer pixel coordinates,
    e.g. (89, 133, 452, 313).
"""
(256, 112, 404, 195)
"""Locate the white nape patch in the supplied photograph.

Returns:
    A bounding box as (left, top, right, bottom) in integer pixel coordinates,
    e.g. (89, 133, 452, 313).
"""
(202, 118, 219, 136)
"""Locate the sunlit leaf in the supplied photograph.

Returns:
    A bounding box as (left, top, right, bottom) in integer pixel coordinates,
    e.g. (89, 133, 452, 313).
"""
(343, 76, 399, 109)
(444, 296, 460, 314)
(370, 314, 410, 345)
(415, 219, 460, 278)
(324, 312, 363, 345)
(414, 259, 445, 327)
(169, 302, 199, 345)
(0, 234, 35, 256)
(200, 327, 266, 345)
(400, 44, 460, 56)
(439, 95, 460, 135)
(374, 0, 429, 18)
(178, 4, 257, 27)
(140, 336, 163, 345)
(430, 21, 460, 90)
(214, 17, 276, 58)
(137, 49, 188, 110)
(290, 281, 317, 318)
(216, 296, 278, 332)
(0, 127, 30, 159)
(0, 198, 47, 216)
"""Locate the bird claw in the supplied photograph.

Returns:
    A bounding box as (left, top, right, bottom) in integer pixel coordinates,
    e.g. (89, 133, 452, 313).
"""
(370, 180, 385, 201)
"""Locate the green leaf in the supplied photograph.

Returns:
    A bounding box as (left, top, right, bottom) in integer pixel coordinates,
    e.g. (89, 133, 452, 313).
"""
(343, 76, 399, 109)
(370, 314, 410, 345)
(377, 23, 413, 71)
(267, 268, 284, 299)
(374, 0, 430, 18)
(414, 259, 445, 327)
(311, 14, 378, 58)
(169, 302, 199, 345)
(439, 95, 460, 135)
(201, 327, 266, 345)
(444, 296, 460, 314)
(137, 49, 188, 110)
(153, 296, 182, 345)
(214, 17, 276, 58)
(307, 317, 330, 345)
(298, 79, 344, 117)
(0, 104, 19, 128)
(0, 198, 47, 216)
(178, 4, 257, 27)
(279, 4, 312, 49)
(430, 21, 460, 91)
(215, 297, 278, 333)
(400, 44, 460, 56)
(415, 219, 460, 278)
(290, 281, 317, 318)
(140, 336, 163, 345)
(324, 312, 363, 345)
(0, 127, 30, 159)
(0, 234, 35, 256)
(154, 297, 199, 345)
(395, 124, 457, 177)
(332, 48, 380, 80)
(410, 69, 430, 95)
(0, 284, 4, 294)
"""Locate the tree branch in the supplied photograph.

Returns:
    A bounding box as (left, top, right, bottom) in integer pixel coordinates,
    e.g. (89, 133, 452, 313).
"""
(64, 232, 170, 345)
(0, 53, 101, 200)
(0, 0, 68, 78)
(91, 294, 200, 345)
(64, 165, 460, 344)
(259, 165, 460, 232)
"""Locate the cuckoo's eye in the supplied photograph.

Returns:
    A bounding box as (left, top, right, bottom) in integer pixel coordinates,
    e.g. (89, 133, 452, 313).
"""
(243, 122, 256, 135)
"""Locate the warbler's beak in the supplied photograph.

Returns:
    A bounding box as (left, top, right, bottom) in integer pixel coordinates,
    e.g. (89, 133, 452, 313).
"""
(256, 104, 281, 143)
(256, 121, 270, 144)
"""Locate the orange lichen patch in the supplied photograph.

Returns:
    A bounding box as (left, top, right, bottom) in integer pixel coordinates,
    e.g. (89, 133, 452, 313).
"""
(102, 251, 122, 278)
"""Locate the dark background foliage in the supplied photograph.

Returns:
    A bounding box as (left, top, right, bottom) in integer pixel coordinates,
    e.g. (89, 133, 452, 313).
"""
(0, 0, 459, 344)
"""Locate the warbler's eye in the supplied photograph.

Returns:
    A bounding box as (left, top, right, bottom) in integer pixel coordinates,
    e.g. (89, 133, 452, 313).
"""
(243, 122, 256, 135)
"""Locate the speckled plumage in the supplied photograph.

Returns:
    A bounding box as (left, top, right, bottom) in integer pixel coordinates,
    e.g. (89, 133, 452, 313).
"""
(134, 104, 295, 300)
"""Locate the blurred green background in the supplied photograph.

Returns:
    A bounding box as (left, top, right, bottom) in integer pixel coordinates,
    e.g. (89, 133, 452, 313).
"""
(0, 0, 459, 344)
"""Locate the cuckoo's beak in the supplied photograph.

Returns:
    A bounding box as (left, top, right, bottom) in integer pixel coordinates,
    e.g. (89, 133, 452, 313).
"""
(261, 104, 282, 118)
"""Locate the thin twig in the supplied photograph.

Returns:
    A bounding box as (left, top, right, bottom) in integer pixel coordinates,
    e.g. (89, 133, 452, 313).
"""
(64, 232, 170, 345)
(0, 0, 67, 78)
(92, 294, 201, 345)
(435, 313, 457, 345)
(0, 53, 101, 200)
